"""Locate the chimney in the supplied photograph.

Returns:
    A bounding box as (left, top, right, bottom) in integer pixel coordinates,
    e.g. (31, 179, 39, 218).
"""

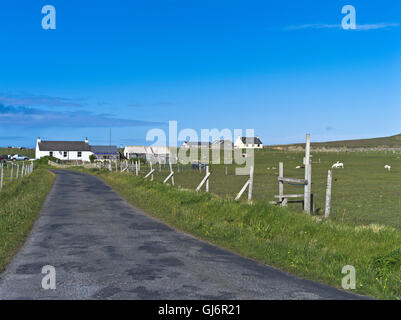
(85, 137, 88, 144)
(37, 137, 41, 143)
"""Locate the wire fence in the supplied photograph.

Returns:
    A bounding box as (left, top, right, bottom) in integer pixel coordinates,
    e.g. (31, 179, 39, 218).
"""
(89, 157, 401, 229)
(0, 161, 34, 191)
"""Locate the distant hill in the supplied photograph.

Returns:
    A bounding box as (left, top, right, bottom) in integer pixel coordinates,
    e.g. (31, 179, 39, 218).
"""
(267, 134, 401, 151)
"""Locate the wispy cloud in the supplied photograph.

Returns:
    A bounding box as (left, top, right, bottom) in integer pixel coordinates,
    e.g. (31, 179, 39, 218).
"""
(284, 22, 399, 31)
(0, 104, 165, 128)
(0, 92, 85, 108)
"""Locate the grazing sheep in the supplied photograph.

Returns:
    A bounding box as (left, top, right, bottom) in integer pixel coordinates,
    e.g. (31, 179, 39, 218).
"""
(332, 161, 344, 169)
(295, 165, 305, 169)
(384, 165, 391, 172)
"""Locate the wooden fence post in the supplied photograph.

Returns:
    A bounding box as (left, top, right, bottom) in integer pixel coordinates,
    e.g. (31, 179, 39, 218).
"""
(16, 164, 19, 179)
(325, 170, 332, 218)
(304, 134, 311, 213)
(206, 165, 209, 192)
(235, 166, 253, 201)
(0, 165, 3, 189)
(278, 162, 287, 206)
(10, 165, 13, 181)
(248, 165, 254, 201)
(196, 166, 211, 192)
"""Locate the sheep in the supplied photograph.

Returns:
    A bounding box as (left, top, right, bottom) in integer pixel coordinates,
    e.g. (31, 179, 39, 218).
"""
(296, 165, 305, 169)
(384, 165, 391, 172)
(332, 161, 344, 169)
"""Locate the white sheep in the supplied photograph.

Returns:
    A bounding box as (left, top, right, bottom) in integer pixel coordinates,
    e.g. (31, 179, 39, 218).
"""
(384, 165, 391, 172)
(332, 161, 344, 169)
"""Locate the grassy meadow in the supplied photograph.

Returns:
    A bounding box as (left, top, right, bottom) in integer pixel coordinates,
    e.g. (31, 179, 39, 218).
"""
(132, 149, 401, 229)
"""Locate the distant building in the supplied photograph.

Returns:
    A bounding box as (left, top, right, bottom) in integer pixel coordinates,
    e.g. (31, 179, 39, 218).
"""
(234, 136, 263, 149)
(91, 145, 120, 161)
(181, 141, 211, 149)
(35, 137, 92, 161)
(211, 139, 233, 149)
(123, 146, 150, 159)
(123, 145, 173, 164)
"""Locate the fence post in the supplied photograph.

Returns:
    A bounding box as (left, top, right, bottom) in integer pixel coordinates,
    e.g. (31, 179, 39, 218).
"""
(278, 162, 287, 206)
(248, 165, 254, 201)
(235, 166, 253, 201)
(16, 164, 19, 179)
(1, 165, 3, 189)
(10, 165, 13, 181)
(325, 170, 332, 218)
(206, 165, 209, 192)
(196, 166, 211, 192)
(170, 162, 175, 186)
(304, 134, 311, 213)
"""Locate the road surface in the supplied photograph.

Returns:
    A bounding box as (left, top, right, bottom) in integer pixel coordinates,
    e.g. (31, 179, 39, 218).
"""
(0, 170, 363, 299)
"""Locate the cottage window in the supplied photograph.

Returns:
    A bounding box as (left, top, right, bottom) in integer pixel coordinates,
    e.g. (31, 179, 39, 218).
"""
(63, 151, 67, 157)
(78, 152, 82, 158)
(49, 152, 53, 157)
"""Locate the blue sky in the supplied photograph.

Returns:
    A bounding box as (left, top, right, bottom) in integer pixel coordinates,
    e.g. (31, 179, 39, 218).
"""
(0, 0, 400, 147)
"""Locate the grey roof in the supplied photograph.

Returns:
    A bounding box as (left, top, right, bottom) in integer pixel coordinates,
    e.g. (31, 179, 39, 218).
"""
(241, 137, 263, 145)
(38, 141, 91, 152)
(184, 141, 211, 146)
(212, 139, 233, 145)
(91, 145, 119, 154)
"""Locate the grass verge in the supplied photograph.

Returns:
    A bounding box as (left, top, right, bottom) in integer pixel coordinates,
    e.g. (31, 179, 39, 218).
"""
(0, 168, 56, 272)
(76, 168, 401, 299)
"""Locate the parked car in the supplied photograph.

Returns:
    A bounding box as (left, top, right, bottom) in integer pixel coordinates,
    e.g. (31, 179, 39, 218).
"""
(10, 154, 30, 161)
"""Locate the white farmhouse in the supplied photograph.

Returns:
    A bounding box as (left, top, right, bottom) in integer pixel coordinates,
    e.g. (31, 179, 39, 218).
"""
(35, 137, 93, 162)
(234, 136, 263, 149)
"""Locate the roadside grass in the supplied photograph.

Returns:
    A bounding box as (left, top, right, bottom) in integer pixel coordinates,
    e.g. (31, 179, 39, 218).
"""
(0, 168, 56, 273)
(77, 168, 401, 299)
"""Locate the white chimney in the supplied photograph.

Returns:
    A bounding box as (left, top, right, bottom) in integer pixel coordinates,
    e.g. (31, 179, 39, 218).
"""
(37, 137, 41, 143)
(85, 137, 88, 144)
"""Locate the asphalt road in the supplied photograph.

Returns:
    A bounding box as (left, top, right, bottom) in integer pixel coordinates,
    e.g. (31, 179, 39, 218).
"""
(0, 170, 363, 299)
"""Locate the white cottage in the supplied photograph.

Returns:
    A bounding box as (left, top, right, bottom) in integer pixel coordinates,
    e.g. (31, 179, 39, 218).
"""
(35, 137, 93, 162)
(234, 136, 263, 149)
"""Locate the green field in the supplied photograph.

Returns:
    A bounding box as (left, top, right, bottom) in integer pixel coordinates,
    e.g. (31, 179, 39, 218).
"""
(129, 149, 401, 229)
(272, 133, 401, 149)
